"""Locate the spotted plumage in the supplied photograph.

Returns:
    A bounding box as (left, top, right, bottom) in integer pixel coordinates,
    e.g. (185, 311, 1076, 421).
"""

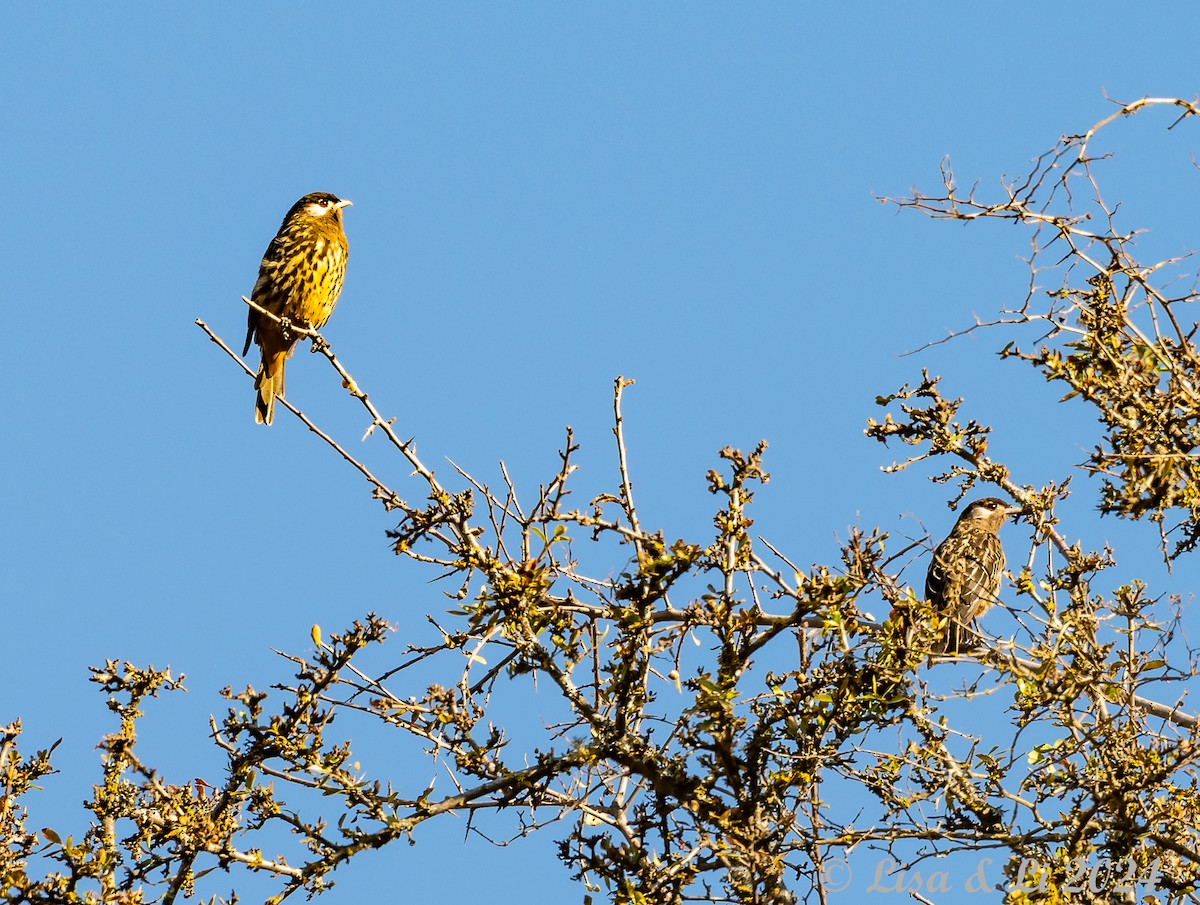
(242, 192, 351, 425)
(925, 498, 1021, 654)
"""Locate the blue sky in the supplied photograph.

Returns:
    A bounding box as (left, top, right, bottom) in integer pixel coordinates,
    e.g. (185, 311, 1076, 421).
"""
(5, 5, 1200, 903)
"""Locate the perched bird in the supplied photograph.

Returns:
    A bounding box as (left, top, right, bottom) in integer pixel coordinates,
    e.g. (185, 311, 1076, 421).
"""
(242, 192, 352, 425)
(925, 498, 1021, 654)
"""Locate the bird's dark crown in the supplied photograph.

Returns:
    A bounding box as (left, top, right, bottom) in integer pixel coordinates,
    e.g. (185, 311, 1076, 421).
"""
(283, 192, 351, 225)
(956, 497, 1020, 527)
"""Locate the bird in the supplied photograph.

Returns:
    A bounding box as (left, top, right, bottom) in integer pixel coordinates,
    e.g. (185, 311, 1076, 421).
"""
(242, 192, 352, 425)
(925, 498, 1021, 654)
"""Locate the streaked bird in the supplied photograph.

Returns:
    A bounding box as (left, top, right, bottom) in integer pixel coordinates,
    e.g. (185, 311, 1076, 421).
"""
(925, 498, 1021, 654)
(242, 192, 351, 425)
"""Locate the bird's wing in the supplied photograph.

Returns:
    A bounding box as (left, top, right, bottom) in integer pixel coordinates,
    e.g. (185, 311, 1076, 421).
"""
(954, 530, 1005, 622)
(926, 535, 964, 612)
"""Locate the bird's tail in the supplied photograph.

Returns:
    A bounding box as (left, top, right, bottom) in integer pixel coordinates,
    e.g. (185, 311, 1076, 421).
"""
(937, 621, 979, 655)
(254, 352, 287, 425)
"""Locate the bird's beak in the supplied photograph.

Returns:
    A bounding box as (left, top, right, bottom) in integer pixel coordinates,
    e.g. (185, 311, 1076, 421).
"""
(1006, 506, 1023, 517)
(336, 199, 353, 209)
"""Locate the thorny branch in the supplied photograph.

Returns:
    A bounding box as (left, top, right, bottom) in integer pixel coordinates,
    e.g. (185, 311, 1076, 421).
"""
(878, 95, 1200, 559)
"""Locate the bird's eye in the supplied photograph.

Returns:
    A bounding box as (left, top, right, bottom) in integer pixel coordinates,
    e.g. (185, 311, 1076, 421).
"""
(317, 199, 330, 207)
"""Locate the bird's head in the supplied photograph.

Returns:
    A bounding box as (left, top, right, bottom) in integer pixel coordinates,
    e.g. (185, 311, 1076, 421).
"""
(956, 497, 1022, 532)
(287, 192, 352, 227)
